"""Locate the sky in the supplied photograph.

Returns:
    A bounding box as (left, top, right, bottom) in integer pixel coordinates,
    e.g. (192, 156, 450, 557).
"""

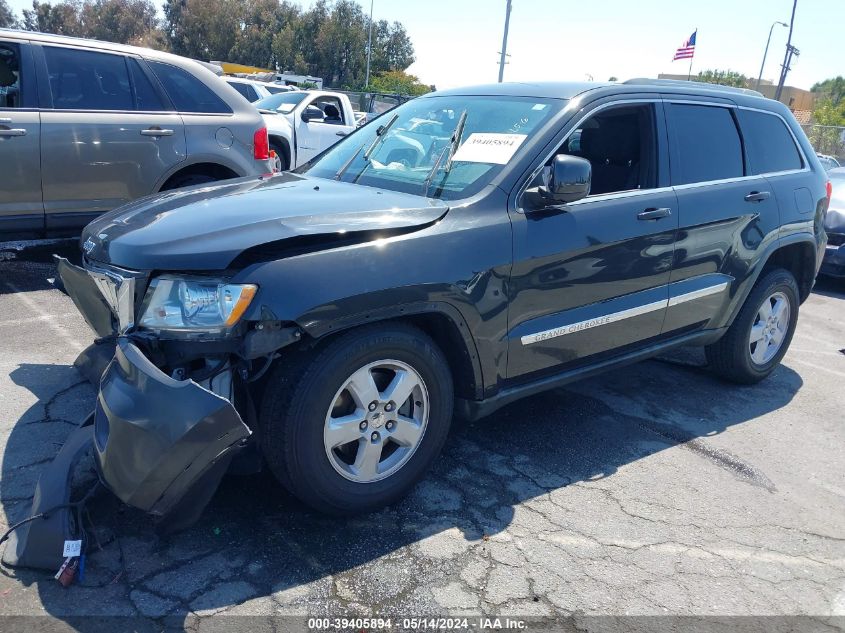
(5, 0, 843, 91)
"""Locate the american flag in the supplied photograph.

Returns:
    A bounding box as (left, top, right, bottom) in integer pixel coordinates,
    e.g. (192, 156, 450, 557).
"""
(673, 30, 697, 61)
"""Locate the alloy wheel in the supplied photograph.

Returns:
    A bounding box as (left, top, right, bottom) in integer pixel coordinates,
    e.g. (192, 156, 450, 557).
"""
(748, 291, 790, 366)
(323, 359, 429, 483)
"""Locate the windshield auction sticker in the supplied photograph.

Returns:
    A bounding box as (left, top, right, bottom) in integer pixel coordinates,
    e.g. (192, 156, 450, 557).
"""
(452, 133, 527, 164)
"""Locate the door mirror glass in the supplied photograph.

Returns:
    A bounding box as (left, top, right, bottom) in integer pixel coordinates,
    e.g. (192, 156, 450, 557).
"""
(301, 105, 324, 122)
(544, 154, 591, 203)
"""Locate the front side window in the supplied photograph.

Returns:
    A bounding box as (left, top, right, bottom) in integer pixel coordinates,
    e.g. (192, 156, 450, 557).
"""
(148, 61, 232, 114)
(312, 96, 344, 124)
(44, 46, 133, 111)
(669, 104, 744, 185)
(738, 109, 803, 174)
(557, 104, 658, 195)
(305, 95, 560, 200)
(0, 43, 22, 109)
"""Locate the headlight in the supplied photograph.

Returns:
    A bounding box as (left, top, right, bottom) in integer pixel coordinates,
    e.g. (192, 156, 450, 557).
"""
(138, 276, 257, 333)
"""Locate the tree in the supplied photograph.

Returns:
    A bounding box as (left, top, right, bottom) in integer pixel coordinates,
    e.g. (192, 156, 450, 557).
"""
(696, 69, 747, 88)
(369, 20, 414, 73)
(79, 0, 158, 45)
(229, 0, 299, 69)
(315, 0, 367, 87)
(368, 70, 431, 96)
(163, 0, 243, 61)
(22, 1, 85, 36)
(810, 98, 845, 156)
(811, 76, 845, 107)
(0, 0, 16, 28)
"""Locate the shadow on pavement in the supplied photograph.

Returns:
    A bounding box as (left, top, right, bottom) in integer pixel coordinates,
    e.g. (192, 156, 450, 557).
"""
(0, 340, 804, 625)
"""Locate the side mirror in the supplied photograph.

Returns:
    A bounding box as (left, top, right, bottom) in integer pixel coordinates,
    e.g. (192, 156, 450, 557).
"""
(301, 105, 324, 122)
(544, 154, 591, 204)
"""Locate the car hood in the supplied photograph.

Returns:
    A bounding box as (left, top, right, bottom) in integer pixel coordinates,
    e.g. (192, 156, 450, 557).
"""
(81, 173, 448, 271)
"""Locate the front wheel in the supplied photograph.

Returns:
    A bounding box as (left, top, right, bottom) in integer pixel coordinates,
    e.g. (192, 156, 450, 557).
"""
(260, 324, 453, 515)
(706, 268, 799, 384)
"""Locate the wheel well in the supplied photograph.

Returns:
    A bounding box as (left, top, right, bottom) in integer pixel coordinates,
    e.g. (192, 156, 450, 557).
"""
(160, 163, 239, 191)
(761, 241, 816, 302)
(402, 313, 479, 400)
(285, 312, 481, 401)
(268, 135, 291, 169)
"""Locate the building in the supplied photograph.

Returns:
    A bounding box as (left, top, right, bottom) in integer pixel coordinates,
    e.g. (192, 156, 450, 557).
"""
(657, 73, 815, 124)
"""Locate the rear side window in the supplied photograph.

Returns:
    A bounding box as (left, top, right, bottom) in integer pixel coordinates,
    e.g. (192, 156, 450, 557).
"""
(670, 104, 744, 185)
(44, 46, 133, 111)
(738, 109, 803, 174)
(148, 61, 232, 114)
(227, 81, 257, 102)
(128, 58, 168, 112)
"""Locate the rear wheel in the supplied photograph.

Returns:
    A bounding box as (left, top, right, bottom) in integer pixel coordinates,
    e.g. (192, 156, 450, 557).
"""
(270, 141, 289, 171)
(260, 324, 453, 514)
(706, 268, 799, 384)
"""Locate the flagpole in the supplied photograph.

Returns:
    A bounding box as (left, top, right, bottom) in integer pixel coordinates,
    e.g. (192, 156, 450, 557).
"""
(687, 28, 696, 80)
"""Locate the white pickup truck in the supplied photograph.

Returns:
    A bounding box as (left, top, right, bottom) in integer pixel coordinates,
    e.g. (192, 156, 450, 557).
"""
(257, 90, 358, 170)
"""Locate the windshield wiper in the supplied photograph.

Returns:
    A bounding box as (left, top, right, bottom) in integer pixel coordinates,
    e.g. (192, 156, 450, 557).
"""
(422, 109, 468, 197)
(334, 143, 366, 181)
(363, 113, 399, 161)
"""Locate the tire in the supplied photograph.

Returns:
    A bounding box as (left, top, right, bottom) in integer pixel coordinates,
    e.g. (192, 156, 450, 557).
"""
(706, 268, 799, 384)
(260, 323, 453, 515)
(161, 173, 218, 190)
(270, 141, 289, 171)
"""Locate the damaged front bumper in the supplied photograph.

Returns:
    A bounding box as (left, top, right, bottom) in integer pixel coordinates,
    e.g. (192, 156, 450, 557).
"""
(57, 257, 255, 524)
(95, 338, 251, 519)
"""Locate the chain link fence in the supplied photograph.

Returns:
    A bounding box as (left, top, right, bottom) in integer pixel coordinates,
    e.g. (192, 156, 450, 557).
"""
(801, 124, 845, 161)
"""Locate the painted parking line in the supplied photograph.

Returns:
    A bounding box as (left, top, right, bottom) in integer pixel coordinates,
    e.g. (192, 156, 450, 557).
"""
(0, 313, 78, 328)
(0, 283, 85, 353)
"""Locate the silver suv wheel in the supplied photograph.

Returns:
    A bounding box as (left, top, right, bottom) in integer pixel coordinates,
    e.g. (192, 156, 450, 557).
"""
(749, 291, 790, 366)
(323, 359, 429, 483)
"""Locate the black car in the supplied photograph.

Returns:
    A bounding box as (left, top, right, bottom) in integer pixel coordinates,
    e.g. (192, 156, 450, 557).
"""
(44, 79, 832, 528)
(820, 166, 845, 278)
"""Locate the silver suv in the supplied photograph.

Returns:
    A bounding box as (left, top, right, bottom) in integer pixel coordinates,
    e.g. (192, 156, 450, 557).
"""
(0, 29, 274, 238)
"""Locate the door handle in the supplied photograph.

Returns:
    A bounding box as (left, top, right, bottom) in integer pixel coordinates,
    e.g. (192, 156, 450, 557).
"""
(637, 207, 671, 221)
(0, 128, 27, 137)
(140, 128, 174, 136)
(336, 131, 348, 137)
(744, 190, 770, 203)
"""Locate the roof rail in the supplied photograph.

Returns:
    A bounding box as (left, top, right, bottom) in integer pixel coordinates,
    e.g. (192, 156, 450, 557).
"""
(623, 78, 765, 98)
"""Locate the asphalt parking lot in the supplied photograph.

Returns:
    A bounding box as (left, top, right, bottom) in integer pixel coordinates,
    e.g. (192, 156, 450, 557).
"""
(0, 243, 844, 630)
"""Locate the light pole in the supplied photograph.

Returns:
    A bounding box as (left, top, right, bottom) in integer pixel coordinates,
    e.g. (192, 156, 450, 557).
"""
(497, 0, 512, 83)
(775, 0, 798, 101)
(364, 0, 374, 89)
(756, 20, 787, 91)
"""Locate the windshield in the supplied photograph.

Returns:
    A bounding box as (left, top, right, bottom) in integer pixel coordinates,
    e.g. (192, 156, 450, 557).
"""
(304, 95, 561, 200)
(254, 92, 308, 113)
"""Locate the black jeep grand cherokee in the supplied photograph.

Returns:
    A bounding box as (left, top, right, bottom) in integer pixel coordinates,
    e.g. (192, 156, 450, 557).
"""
(58, 80, 830, 521)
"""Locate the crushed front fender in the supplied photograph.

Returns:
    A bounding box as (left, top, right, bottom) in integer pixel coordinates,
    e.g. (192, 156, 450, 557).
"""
(94, 338, 251, 520)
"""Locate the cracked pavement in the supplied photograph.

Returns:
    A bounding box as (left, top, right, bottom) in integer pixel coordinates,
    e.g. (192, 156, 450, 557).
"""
(0, 249, 844, 630)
